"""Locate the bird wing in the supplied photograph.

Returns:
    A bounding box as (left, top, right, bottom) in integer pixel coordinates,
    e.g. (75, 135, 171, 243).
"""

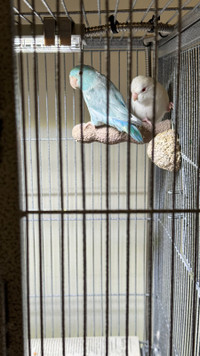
(103, 82, 143, 128)
(83, 76, 143, 143)
(83, 84, 107, 126)
(84, 77, 128, 119)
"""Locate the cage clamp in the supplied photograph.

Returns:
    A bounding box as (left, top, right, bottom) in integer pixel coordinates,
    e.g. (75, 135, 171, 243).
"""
(148, 15, 161, 33)
(109, 15, 119, 34)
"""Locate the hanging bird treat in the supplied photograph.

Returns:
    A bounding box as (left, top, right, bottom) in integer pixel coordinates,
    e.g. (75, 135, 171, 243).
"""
(147, 129, 181, 171)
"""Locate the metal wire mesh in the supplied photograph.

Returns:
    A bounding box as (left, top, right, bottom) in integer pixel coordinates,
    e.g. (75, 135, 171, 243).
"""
(153, 41, 200, 356)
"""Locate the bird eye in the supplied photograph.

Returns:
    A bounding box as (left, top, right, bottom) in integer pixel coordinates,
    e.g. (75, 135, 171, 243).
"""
(79, 71, 83, 75)
(142, 87, 146, 92)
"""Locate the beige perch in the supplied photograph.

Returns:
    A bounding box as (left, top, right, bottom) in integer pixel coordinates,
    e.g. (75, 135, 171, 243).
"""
(72, 119, 181, 171)
(72, 119, 172, 144)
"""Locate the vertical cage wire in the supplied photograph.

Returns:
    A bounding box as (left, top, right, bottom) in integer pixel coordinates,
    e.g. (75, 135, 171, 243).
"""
(170, 1, 181, 355)
(105, 2, 110, 354)
(56, 1, 66, 354)
(32, 2, 44, 353)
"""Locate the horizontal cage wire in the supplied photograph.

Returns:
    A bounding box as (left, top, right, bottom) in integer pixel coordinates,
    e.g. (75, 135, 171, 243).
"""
(10, 1, 200, 356)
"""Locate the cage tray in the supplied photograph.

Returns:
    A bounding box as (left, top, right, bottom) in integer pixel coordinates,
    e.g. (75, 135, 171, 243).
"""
(31, 336, 140, 355)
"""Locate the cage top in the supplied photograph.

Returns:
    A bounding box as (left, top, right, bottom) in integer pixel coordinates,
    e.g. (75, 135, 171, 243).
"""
(14, 0, 200, 29)
(13, 0, 200, 51)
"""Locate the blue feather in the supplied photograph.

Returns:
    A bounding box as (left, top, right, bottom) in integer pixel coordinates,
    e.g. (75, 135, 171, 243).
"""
(110, 118, 143, 143)
(130, 124, 143, 143)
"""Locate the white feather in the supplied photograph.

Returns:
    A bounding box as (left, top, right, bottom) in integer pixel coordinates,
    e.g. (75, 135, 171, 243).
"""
(131, 75, 170, 123)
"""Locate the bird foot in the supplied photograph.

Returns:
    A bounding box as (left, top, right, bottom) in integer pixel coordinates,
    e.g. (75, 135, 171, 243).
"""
(84, 121, 94, 129)
(142, 118, 152, 127)
(168, 102, 174, 111)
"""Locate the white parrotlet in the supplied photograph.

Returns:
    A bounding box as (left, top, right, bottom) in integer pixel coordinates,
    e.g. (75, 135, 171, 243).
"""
(69, 65, 143, 143)
(131, 75, 174, 126)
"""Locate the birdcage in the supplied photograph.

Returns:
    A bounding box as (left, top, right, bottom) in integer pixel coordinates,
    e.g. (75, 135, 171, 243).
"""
(0, 1, 199, 356)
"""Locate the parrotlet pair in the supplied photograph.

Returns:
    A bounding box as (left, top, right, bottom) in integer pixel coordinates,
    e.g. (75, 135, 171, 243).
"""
(69, 65, 173, 144)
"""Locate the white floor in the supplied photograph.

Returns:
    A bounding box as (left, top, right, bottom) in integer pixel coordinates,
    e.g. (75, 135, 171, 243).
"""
(31, 336, 140, 355)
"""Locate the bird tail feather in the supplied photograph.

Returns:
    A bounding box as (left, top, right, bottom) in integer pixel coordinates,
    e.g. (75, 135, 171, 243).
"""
(112, 119, 143, 143)
(130, 124, 143, 143)
(130, 114, 143, 126)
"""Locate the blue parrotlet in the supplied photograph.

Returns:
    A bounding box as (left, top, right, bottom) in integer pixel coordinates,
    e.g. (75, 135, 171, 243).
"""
(69, 65, 143, 143)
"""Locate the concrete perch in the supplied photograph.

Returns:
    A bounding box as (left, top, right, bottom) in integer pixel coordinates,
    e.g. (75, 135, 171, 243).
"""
(72, 120, 172, 145)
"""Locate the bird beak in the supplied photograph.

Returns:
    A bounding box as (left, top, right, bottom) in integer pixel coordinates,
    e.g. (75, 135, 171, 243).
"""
(132, 92, 138, 101)
(70, 76, 78, 89)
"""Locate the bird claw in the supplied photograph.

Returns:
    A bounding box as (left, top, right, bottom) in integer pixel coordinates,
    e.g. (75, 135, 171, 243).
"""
(168, 102, 174, 111)
(84, 121, 93, 129)
(142, 118, 152, 127)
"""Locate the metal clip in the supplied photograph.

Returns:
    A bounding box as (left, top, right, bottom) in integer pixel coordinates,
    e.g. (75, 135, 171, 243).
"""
(109, 15, 119, 34)
(148, 15, 160, 33)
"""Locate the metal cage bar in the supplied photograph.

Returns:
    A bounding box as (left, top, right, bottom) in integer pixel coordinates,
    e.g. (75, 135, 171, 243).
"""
(0, 2, 24, 356)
